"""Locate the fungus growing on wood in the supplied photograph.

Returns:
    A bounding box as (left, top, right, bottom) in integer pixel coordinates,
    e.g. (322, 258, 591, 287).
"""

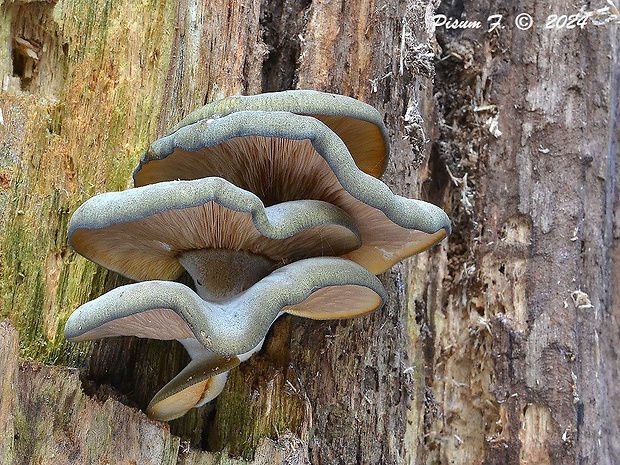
(159, 89, 390, 177)
(134, 110, 451, 274)
(68, 176, 361, 290)
(65, 257, 386, 420)
(148, 346, 241, 422)
(65, 90, 451, 422)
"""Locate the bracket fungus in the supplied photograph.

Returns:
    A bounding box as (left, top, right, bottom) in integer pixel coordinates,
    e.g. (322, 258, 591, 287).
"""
(65, 257, 386, 420)
(134, 109, 450, 274)
(68, 176, 361, 287)
(155, 89, 391, 178)
(65, 90, 451, 422)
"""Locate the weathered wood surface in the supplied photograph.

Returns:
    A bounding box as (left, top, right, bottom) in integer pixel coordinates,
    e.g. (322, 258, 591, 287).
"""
(0, 318, 305, 464)
(1, 0, 618, 463)
(1, 0, 439, 463)
(428, 1, 619, 464)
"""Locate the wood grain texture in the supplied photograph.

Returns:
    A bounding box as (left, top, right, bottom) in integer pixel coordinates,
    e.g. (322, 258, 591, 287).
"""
(0, 321, 309, 464)
(1, 0, 617, 463)
(428, 1, 619, 464)
(1, 0, 439, 462)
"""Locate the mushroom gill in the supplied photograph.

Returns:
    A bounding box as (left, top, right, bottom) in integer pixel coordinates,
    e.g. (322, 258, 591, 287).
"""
(65, 90, 452, 422)
(134, 111, 451, 274)
(68, 176, 361, 291)
(65, 257, 386, 420)
(159, 89, 390, 177)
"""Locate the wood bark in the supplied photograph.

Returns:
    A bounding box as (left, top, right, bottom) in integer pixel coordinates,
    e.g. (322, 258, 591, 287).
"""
(428, 1, 619, 464)
(0, 0, 618, 464)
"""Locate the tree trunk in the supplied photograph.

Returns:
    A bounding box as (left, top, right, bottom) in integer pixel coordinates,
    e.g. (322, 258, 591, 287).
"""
(428, 1, 619, 464)
(0, 0, 617, 464)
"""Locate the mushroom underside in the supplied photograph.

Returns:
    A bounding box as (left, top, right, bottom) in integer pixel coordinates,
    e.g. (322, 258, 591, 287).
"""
(135, 134, 449, 273)
(69, 177, 362, 281)
(65, 257, 387, 355)
(164, 89, 389, 177)
(178, 248, 276, 302)
(146, 351, 240, 421)
(66, 92, 452, 422)
(65, 257, 386, 419)
(66, 284, 383, 343)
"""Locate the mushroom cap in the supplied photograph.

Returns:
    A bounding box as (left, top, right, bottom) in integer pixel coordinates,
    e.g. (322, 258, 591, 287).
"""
(133, 111, 451, 274)
(146, 338, 263, 421)
(146, 355, 237, 421)
(69, 177, 361, 281)
(158, 90, 390, 177)
(64, 257, 386, 356)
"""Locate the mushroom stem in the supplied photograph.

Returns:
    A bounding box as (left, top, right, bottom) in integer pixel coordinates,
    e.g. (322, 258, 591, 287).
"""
(178, 248, 276, 302)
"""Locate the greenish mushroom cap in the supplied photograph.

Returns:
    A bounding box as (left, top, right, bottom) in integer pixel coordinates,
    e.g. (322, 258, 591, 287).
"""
(69, 176, 361, 281)
(158, 89, 390, 178)
(134, 111, 451, 274)
(64, 256, 387, 420)
(64, 90, 452, 422)
(64, 257, 386, 355)
(146, 349, 239, 421)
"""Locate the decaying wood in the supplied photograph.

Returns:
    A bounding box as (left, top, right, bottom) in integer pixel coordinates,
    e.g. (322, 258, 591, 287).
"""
(1, 0, 618, 463)
(427, 1, 619, 464)
(1, 0, 438, 462)
(0, 320, 307, 464)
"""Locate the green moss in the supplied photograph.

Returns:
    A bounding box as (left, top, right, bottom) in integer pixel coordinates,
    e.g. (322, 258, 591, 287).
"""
(12, 407, 32, 462)
(210, 358, 307, 460)
(0, 158, 108, 362)
(86, 410, 114, 459)
(0, 0, 178, 367)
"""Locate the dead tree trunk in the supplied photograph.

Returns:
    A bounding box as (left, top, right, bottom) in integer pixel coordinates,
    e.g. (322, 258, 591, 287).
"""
(427, 1, 619, 464)
(0, 0, 618, 464)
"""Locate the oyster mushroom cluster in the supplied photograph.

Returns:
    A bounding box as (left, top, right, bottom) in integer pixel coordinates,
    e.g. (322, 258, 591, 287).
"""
(65, 90, 451, 421)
